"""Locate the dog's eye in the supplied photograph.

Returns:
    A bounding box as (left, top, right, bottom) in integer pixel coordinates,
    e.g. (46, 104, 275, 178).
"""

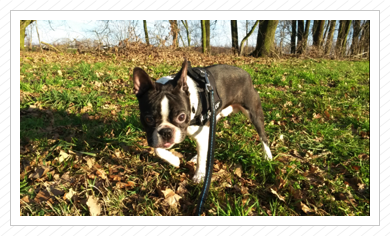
(145, 116, 154, 124)
(177, 113, 186, 123)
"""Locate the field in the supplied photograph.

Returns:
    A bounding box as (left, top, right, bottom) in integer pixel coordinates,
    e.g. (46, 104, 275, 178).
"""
(20, 49, 370, 216)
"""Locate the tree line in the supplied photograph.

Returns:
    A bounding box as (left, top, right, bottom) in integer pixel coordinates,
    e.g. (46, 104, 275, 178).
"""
(21, 20, 369, 59)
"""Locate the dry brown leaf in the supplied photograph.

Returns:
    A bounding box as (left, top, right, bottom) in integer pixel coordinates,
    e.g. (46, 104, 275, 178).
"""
(64, 188, 76, 201)
(162, 188, 182, 208)
(96, 169, 107, 180)
(34, 190, 51, 203)
(87, 195, 101, 216)
(300, 202, 313, 214)
(270, 187, 285, 202)
(58, 150, 71, 163)
(234, 164, 243, 178)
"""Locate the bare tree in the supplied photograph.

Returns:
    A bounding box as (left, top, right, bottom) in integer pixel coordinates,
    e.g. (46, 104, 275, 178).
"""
(143, 20, 150, 46)
(313, 20, 325, 50)
(336, 20, 352, 57)
(297, 20, 310, 54)
(291, 20, 297, 54)
(239, 20, 259, 56)
(169, 20, 179, 48)
(325, 20, 336, 55)
(181, 20, 191, 46)
(201, 20, 210, 54)
(231, 20, 239, 54)
(351, 20, 362, 56)
(251, 20, 279, 57)
(20, 20, 35, 50)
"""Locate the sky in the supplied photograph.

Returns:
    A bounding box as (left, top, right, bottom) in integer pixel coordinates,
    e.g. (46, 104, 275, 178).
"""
(27, 20, 262, 48)
(10, 10, 380, 225)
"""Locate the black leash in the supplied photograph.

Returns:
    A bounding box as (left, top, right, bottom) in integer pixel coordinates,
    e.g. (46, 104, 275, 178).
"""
(195, 70, 217, 216)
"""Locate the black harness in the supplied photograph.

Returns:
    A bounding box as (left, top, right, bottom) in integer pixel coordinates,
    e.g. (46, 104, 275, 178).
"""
(174, 61, 222, 126)
(173, 61, 220, 216)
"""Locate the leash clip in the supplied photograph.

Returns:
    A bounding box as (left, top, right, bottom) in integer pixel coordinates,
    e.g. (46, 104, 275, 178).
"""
(199, 69, 213, 93)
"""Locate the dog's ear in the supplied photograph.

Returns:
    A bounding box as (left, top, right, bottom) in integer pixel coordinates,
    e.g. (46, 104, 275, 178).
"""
(175, 58, 188, 92)
(132, 67, 155, 96)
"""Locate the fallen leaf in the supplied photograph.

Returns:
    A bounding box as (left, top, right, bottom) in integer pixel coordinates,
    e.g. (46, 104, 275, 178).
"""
(58, 150, 70, 163)
(96, 169, 107, 180)
(34, 190, 51, 203)
(313, 113, 322, 119)
(64, 188, 76, 201)
(86, 195, 101, 216)
(234, 164, 243, 178)
(300, 202, 313, 214)
(270, 187, 285, 202)
(324, 110, 330, 119)
(161, 188, 182, 208)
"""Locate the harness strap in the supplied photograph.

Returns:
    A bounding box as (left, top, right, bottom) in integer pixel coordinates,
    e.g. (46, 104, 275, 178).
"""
(195, 70, 217, 216)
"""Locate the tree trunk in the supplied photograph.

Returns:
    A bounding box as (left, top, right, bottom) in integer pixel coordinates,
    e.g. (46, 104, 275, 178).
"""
(336, 20, 352, 57)
(201, 20, 207, 54)
(239, 20, 259, 56)
(302, 20, 311, 53)
(325, 20, 336, 55)
(250, 20, 279, 57)
(231, 20, 239, 54)
(201, 20, 210, 54)
(143, 20, 150, 46)
(351, 20, 361, 56)
(20, 20, 35, 51)
(322, 20, 330, 47)
(297, 20, 304, 54)
(342, 20, 352, 56)
(169, 20, 178, 48)
(313, 20, 325, 49)
(312, 20, 319, 38)
(181, 20, 191, 46)
(291, 20, 296, 54)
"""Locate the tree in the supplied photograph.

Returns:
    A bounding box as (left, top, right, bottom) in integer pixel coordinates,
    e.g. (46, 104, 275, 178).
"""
(20, 20, 35, 50)
(239, 20, 259, 56)
(351, 20, 362, 56)
(181, 20, 191, 47)
(201, 20, 210, 54)
(169, 20, 178, 48)
(322, 20, 330, 47)
(297, 20, 304, 54)
(143, 20, 149, 46)
(231, 20, 239, 54)
(250, 20, 279, 57)
(302, 20, 311, 53)
(336, 20, 352, 56)
(324, 20, 336, 55)
(313, 20, 325, 49)
(291, 20, 297, 54)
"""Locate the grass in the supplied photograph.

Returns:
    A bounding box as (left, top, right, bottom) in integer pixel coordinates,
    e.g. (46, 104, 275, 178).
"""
(20, 51, 370, 216)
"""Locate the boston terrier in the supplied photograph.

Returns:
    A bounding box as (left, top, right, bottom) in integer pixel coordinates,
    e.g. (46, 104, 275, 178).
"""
(132, 59, 273, 183)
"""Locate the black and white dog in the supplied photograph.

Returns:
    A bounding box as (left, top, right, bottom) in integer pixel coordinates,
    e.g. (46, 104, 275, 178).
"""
(132, 59, 272, 183)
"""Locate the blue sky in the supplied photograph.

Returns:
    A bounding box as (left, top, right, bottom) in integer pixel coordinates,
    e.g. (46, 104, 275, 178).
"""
(17, 10, 378, 46)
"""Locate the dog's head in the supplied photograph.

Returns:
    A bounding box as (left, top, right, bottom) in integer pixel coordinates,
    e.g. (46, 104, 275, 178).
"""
(132, 59, 191, 149)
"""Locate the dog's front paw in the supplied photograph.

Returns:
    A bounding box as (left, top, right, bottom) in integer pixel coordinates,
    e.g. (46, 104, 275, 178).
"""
(192, 171, 205, 183)
(155, 148, 180, 168)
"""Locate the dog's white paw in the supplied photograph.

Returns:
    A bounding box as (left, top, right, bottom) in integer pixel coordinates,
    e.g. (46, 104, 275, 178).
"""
(263, 142, 273, 160)
(192, 171, 205, 183)
(155, 148, 180, 167)
(189, 155, 198, 164)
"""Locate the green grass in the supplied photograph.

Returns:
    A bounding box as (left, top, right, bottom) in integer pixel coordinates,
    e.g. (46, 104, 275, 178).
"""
(20, 52, 370, 216)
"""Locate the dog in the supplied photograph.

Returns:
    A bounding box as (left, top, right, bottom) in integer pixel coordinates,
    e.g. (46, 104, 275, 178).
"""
(132, 59, 272, 183)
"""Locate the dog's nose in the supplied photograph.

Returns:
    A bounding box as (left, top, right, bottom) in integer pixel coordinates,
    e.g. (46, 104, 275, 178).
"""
(158, 128, 172, 140)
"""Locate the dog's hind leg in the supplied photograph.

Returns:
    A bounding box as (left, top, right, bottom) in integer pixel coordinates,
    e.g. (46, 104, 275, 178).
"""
(246, 91, 273, 160)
